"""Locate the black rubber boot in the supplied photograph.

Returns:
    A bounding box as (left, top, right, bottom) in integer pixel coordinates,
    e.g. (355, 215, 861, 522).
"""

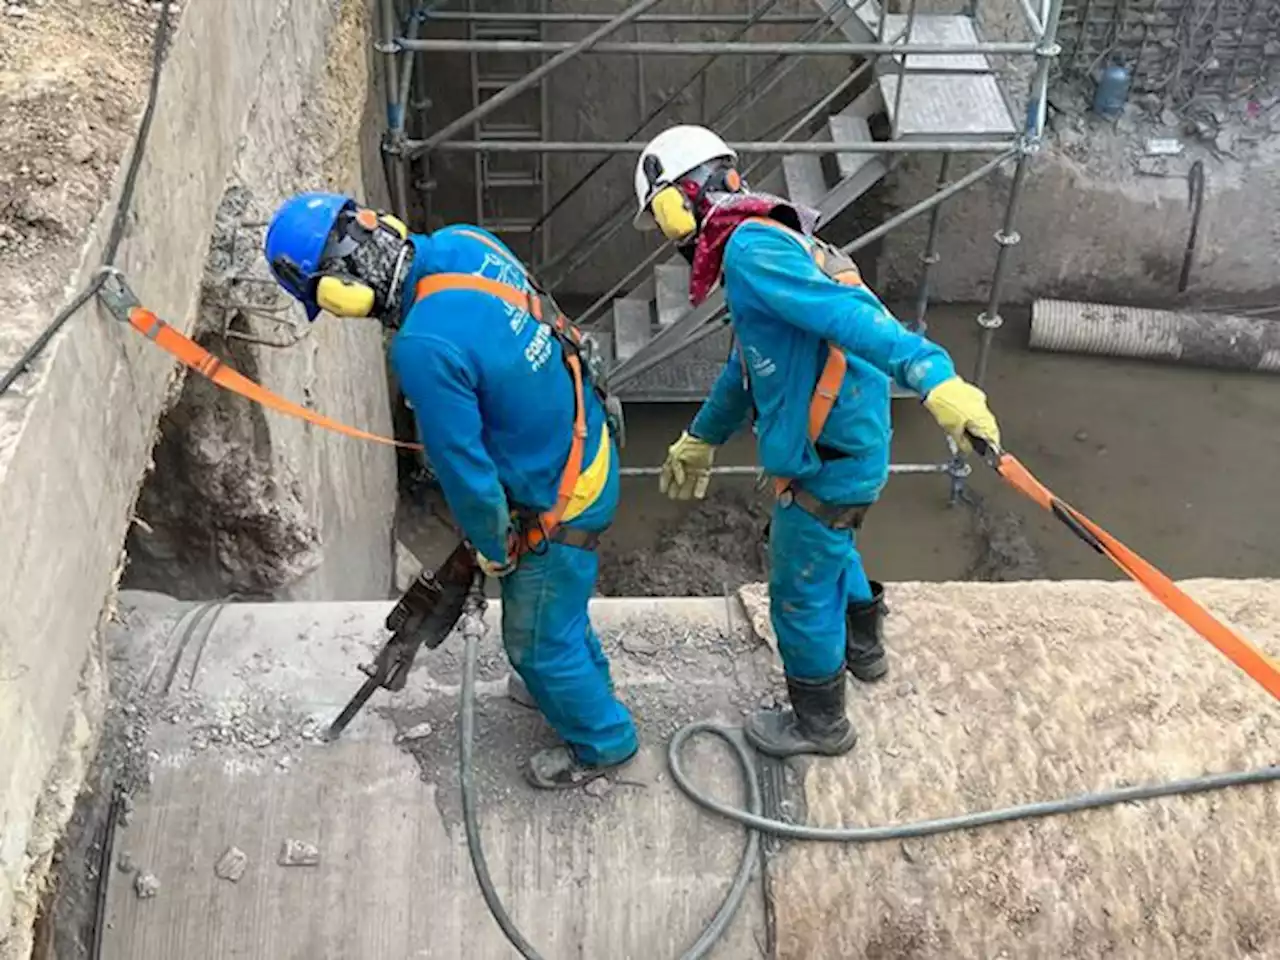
(744, 673, 858, 759)
(846, 581, 889, 682)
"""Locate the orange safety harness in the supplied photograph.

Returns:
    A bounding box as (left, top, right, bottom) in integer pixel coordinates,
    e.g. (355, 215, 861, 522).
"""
(413, 233, 595, 551)
(735, 218, 862, 500)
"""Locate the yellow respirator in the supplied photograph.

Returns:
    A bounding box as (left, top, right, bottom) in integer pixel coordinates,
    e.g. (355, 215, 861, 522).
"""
(314, 210, 410, 318)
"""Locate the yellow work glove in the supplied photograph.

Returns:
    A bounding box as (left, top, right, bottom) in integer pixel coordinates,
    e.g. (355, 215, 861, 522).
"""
(660, 431, 716, 501)
(477, 552, 515, 578)
(922, 376, 1001, 454)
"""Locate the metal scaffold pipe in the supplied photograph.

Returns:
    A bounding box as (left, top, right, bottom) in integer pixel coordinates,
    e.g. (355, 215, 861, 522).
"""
(973, 0, 1065, 387)
(408, 139, 1019, 155)
(425, 11, 822, 24)
(406, 0, 665, 161)
(398, 38, 1039, 56)
(842, 149, 1018, 256)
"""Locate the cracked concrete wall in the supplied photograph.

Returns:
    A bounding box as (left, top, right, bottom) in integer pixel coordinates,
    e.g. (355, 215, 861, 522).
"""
(125, 0, 397, 603)
(0, 0, 394, 952)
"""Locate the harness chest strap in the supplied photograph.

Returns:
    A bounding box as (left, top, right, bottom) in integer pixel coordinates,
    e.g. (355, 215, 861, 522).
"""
(413, 271, 588, 551)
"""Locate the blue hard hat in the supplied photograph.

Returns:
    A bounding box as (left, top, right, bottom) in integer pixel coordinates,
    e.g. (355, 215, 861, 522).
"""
(264, 192, 355, 321)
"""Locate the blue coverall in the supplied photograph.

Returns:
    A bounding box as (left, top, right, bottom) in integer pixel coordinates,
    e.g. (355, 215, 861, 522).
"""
(689, 221, 958, 682)
(389, 226, 638, 767)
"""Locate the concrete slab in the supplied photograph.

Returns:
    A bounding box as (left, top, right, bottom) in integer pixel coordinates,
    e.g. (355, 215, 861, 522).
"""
(98, 595, 775, 960)
(738, 580, 1280, 960)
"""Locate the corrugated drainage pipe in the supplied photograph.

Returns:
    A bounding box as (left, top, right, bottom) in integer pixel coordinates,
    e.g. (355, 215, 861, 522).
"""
(1030, 299, 1280, 373)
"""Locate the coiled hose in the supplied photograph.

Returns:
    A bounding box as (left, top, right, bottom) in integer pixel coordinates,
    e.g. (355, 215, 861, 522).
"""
(457, 615, 1280, 960)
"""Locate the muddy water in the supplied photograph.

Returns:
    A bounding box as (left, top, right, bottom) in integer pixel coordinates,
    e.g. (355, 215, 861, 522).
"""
(601, 304, 1280, 592)
(401, 303, 1280, 595)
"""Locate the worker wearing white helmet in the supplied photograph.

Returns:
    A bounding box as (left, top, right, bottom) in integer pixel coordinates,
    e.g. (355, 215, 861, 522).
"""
(634, 123, 1002, 759)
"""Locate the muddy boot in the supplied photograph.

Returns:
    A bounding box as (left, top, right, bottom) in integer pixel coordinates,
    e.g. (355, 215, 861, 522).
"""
(846, 581, 889, 683)
(744, 673, 858, 759)
(506, 672, 538, 709)
(524, 745, 638, 791)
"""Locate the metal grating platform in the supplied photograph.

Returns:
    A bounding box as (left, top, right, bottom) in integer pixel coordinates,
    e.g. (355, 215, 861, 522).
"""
(879, 72, 1016, 140)
(880, 15, 992, 72)
(612, 327, 735, 403)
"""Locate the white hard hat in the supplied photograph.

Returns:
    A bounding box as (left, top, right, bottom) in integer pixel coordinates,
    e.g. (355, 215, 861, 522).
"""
(633, 125, 737, 230)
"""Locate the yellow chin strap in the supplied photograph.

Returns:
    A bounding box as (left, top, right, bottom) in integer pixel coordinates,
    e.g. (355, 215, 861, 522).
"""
(650, 185, 697, 243)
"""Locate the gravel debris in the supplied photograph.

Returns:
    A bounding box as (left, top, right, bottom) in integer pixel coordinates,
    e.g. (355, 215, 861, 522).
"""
(214, 846, 248, 882)
(277, 839, 320, 867)
(395, 721, 434, 743)
(133, 871, 160, 899)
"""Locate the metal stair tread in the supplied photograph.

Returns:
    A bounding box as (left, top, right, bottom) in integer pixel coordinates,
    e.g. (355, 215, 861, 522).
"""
(810, 0, 880, 45)
(473, 22, 541, 40)
(783, 126, 831, 209)
(475, 122, 542, 140)
(654, 262, 692, 330)
(482, 171, 543, 188)
(827, 113, 876, 181)
(483, 221, 539, 234)
(878, 72, 1016, 140)
(612, 299, 654, 363)
(879, 15, 991, 72)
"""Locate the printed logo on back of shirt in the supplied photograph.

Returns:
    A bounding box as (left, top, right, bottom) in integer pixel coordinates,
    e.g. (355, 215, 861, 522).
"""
(474, 251, 530, 335)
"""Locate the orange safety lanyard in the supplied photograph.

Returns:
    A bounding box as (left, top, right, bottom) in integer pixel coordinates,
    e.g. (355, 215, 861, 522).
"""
(989, 447, 1280, 702)
(125, 306, 421, 450)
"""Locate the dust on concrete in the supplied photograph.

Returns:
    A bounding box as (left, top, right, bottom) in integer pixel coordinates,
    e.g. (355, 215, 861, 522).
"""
(392, 609, 781, 833)
(597, 488, 771, 597)
(0, 0, 171, 385)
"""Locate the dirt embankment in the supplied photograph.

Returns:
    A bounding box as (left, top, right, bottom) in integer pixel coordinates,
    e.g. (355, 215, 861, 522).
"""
(0, 0, 165, 379)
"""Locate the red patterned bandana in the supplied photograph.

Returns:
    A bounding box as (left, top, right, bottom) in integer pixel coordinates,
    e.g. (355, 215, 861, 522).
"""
(686, 191, 820, 306)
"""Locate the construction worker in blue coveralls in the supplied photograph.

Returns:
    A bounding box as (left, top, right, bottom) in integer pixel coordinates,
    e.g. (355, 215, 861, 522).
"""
(633, 125, 1003, 759)
(261, 193, 638, 789)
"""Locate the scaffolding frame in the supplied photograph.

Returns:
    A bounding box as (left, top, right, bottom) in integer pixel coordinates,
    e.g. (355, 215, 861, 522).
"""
(377, 0, 1066, 501)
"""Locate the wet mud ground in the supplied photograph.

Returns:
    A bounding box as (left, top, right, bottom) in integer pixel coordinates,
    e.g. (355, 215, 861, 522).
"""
(401, 303, 1280, 594)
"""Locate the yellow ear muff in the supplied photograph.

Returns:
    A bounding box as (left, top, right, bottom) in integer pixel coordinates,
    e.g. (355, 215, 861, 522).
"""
(379, 214, 409, 239)
(316, 275, 376, 318)
(650, 185, 697, 243)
